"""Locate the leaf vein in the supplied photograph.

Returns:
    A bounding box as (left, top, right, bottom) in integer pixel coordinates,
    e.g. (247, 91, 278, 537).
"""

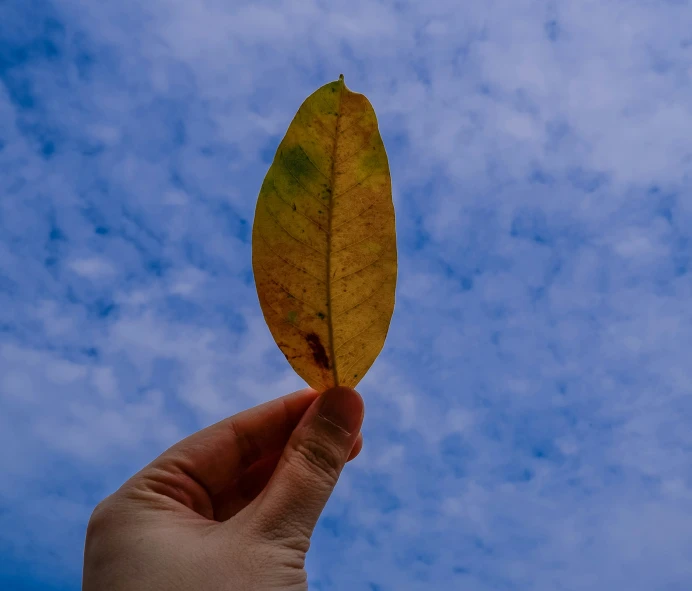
(332, 227, 390, 254)
(278, 155, 328, 208)
(335, 313, 384, 354)
(339, 112, 368, 136)
(340, 345, 378, 382)
(257, 231, 325, 284)
(271, 179, 327, 234)
(263, 198, 326, 256)
(333, 246, 393, 281)
(335, 136, 372, 168)
(305, 106, 337, 140)
(332, 204, 374, 232)
(334, 275, 391, 318)
(256, 260, 323, 315)
(298, 145, 330, 180)
(333, 170, 382, 200)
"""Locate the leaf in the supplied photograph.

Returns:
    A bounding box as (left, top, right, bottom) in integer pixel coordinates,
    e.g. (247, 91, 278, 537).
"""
(252, 74, 397, 391)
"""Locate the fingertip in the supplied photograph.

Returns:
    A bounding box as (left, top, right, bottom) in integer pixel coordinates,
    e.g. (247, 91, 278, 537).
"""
(347, 432, 363, 462)
(317, 386, 364, 435)
(289, 387, 321, 401)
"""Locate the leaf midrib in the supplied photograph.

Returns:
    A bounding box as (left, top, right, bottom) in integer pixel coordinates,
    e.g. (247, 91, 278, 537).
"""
(326, 77, 345, 386)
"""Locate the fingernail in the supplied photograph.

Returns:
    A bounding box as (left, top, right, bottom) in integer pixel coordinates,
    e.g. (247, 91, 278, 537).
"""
(317, 387, 364, 434)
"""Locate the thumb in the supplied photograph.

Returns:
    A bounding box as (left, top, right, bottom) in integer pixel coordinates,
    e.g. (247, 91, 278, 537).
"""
(249, 386, 364, 542)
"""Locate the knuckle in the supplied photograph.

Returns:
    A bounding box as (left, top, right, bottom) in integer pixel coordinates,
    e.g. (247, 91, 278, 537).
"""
(290, 435, 343, 485)
(86, 499, 112, 540)
(279, 532, 312, 556)
(252, 516, 312, 553)
(242, 516, 311, 567)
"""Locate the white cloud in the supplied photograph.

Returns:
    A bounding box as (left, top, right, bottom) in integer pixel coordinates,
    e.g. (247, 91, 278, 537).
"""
(69, 256, 116, 279)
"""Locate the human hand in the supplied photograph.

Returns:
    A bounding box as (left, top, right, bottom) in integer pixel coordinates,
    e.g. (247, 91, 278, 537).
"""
(83, 386, 364, 591)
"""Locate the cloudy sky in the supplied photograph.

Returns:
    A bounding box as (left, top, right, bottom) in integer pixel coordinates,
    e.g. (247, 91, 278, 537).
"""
(2, 0, 692, 589)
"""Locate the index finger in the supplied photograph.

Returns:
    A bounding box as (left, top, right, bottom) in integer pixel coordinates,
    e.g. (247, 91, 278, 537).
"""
(143, 388, 320, 499)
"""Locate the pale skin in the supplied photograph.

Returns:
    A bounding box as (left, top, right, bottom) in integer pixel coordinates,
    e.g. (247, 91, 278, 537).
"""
(83, 386, 364, 590)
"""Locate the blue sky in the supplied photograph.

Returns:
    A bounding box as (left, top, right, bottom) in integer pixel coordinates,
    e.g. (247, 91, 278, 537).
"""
(2, 0, 692, 589)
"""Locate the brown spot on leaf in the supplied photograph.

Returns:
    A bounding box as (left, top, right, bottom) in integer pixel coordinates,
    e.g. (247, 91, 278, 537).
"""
(306, 332, 330, 369)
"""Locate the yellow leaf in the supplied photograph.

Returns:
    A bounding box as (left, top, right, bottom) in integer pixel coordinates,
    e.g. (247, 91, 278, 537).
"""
(252, 75, 397, 391)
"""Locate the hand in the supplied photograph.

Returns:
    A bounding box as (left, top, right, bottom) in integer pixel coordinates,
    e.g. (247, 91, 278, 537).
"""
(83, 386, 365, 591)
